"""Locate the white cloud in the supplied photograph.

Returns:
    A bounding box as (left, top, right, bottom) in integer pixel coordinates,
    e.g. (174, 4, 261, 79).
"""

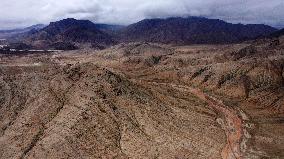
(0, 0, 283, 29)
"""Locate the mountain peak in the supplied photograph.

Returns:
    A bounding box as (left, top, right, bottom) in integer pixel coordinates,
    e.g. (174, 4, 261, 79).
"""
(120, 17, 277, 44)
(24, 18, 116, 49)
(50, 18, 92, 24)
(48, 18, 96, 30)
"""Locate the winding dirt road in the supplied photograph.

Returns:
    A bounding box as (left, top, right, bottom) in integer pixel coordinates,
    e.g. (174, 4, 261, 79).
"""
(150, 82, 247, 159)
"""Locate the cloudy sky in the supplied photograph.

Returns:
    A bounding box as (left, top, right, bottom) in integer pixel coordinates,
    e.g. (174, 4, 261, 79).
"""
(0, 0, 284, 29)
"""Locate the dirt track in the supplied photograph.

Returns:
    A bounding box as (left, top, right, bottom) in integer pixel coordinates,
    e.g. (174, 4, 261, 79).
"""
(151, 82, 247, 159)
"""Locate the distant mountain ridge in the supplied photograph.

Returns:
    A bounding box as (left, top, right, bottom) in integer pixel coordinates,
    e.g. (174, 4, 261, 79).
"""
(7, 17, 281, 50)
(269, 28, 284, 38)
(27, 18, 114, 42)
(95, 24, 125, 32)
(0, 24, 46, 40)
(24, 18, 116, 49)
(118, 17, 277, 44)
(0, 24, 45, 34)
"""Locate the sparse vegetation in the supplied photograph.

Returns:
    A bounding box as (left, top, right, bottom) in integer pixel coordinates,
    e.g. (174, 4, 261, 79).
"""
(0, 35, 284, 159)
(191, 67, 208, 80)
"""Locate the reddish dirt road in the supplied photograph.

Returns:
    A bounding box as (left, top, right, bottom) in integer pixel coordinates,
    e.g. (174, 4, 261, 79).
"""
(148, 81, 246, 159)
(172, 84, 244, 159)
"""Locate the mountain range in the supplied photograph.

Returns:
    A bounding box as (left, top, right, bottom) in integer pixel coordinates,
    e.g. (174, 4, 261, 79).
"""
(119, 17, 277, 44)
(1, 17, 281, 50)
(0, 24, 45, 40)
(269, 28, 284, 38)
(23, 18, 116, 49)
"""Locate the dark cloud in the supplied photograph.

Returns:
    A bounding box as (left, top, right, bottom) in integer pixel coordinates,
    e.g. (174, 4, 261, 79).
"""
(0, 0, 283, 29)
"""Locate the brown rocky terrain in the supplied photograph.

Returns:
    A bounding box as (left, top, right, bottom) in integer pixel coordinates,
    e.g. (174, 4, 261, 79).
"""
(0, 36, 284, 158)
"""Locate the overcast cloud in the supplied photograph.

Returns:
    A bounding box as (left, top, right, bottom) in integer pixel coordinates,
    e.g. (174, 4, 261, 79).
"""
(0, 0, 284, 29)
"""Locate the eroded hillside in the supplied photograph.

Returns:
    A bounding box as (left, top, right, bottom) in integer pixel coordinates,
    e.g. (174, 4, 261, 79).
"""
(0, 37, 284, 159)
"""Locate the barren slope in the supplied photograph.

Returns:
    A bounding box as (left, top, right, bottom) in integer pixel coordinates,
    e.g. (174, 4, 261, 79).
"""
(0, 61, 225, 158)
(0, 37, 284, 159)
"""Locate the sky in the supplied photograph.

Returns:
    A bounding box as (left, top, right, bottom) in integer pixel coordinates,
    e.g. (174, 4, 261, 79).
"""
(0, 0, 284, 29)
